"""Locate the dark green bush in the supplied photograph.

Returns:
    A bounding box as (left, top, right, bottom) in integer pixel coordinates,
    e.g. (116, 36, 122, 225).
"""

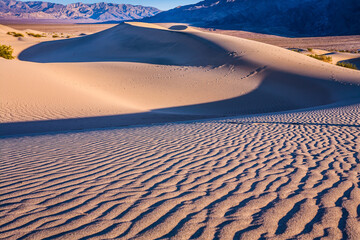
(307, 48, 313, 52)
(336, 62, 358, 70)
(0, 44, 14, 59)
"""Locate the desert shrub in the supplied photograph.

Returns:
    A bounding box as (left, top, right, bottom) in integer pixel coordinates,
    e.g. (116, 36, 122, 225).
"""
(66, 35, 71, 38)
(7, 32, 24, 37)
(337, 49, 359, 53)
(290, 48, 301, 53)
(339, 50, 352, 53)
(52, 34, 59, 38)
(27, 32, 43, 38)
(336, 62, 358, 70)
(0, 44, 14, 59)
(307, 48, 313, 52)
(308, 54, 332, 63)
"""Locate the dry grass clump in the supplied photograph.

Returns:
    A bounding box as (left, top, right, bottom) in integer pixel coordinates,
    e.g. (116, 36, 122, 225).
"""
(336, 62, 358, 70)
(290, 48, 302, 53)
(0, 44, 14, 59)
(26, 32, 44, 38)
(308, 54, 332, 63)
(329, 49, 360, 53)
(7, 32, 24, 37)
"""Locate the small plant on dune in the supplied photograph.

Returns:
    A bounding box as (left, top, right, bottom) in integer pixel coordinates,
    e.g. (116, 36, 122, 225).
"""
(290, 48, 301, 53)
(307, 54, 332, 63)
(339, 50, 352, 53)
(7, 32, 24, 37)
(66, 35, 71, 38)
(52, 34, 59, 38)
(336, 62, 358, 70)
(336, 49, 359, 53)
(26, 32, 43, 38)
(0, 44, 15, 60)
(307, 48, 313, 52)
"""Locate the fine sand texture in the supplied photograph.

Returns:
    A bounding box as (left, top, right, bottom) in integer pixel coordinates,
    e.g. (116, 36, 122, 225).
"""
(1, 100, 360, 239)
(1, 22, 360, 239)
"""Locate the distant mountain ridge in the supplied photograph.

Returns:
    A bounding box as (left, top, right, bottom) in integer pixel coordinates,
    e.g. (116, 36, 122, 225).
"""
(0, 0, 161, 21)
(146, 0, 360, 37)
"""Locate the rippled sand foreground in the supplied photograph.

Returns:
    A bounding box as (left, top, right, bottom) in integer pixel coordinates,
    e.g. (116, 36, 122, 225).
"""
(1, 101, 360, 239)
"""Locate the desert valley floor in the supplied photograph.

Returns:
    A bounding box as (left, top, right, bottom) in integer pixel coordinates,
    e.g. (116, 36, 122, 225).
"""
(1, 22, 360, 239)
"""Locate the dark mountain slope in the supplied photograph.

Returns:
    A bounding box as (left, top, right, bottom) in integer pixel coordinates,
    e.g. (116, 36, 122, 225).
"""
(146, 0, 360, 37)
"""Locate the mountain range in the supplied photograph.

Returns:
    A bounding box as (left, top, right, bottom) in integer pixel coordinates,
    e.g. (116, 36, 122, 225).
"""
(146, 0, 360, 37)
(0, 0, 160, 21)
(1, 0, 360, 37)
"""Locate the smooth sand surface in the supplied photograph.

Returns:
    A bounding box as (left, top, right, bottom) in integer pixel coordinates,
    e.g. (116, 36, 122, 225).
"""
(0, 24, 116, 56)
(1, 22, 360, 239)
(2, 22, 360, 127)
(197, 27, 360, 52)
(326, 52, 360, 68)
(3, 23, 117, 35)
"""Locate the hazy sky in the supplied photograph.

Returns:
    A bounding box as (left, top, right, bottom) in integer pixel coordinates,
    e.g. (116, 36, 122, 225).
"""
(21, 0, 200, 10)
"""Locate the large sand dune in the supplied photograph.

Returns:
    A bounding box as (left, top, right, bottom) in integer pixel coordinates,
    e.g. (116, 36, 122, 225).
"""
(1, 22, 360, 239)
(2, 22, 360, 132)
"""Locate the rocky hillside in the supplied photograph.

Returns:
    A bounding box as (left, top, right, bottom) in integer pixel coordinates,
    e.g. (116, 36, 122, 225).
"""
(146, 0, 360, 37)
(0, 0, 161, 21)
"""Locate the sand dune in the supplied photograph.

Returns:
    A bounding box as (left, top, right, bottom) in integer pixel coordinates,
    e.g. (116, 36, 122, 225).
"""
(0, 24, 17, 34)
(1, 22, 360, 239)
(197, 27, 360, 52)
(2, 22, 360, 128)
(326, 52, 360, 68)
(0, 24, 43, 56)
(3, 23, 118, 36)
(18, 23, 231, 66)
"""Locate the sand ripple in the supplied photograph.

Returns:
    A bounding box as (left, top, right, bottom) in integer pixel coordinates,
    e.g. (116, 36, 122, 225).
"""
(1, 102, 360, 239)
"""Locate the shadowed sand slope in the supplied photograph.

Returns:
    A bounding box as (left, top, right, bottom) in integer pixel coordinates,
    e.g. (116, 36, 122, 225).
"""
(1, 22, 360, 132)
(1, 101, 360, 239)
(18, 23, 233, 66)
